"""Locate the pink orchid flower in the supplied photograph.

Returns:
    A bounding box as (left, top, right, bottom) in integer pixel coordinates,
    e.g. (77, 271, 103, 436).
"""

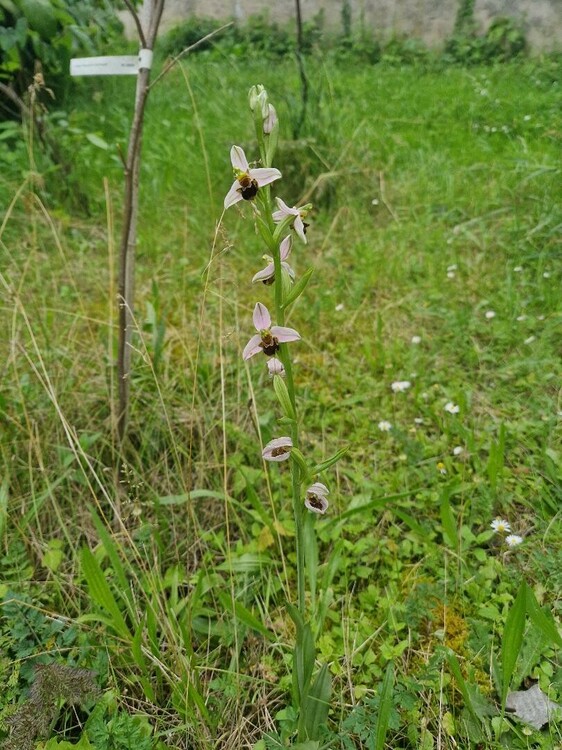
(272, 198, 311, 244)
(267, 358, 285, 377)
(263, 103, 278, 134)
(243, 302, 300, 360)
(304, 482, 329, 514)
(252, 236, 295, 285)
(224, 145, 281, 210)
(262, 436, 293, 462)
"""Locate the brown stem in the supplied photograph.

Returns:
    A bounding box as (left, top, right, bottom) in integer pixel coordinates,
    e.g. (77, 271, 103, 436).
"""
(122, 0, 147, 48)
(116, 0, 165, 442)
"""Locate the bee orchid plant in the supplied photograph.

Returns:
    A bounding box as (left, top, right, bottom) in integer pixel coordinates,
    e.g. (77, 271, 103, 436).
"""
(223, 84, 346, 744)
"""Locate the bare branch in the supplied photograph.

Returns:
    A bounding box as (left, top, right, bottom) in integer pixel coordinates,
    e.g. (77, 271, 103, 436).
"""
(0, 82, 29, 117)
(122, 0, 147, 48)
(149, 22, 233, 89)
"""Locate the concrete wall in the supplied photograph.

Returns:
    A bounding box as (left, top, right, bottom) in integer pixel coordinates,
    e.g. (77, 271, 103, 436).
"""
(120, 0, 562, 52)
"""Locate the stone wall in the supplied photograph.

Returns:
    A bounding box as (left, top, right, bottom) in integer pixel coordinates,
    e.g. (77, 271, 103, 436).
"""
(120, 0, 562, 52)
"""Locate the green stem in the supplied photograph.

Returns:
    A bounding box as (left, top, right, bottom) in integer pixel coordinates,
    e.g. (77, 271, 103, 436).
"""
(261, 193, 305, 616)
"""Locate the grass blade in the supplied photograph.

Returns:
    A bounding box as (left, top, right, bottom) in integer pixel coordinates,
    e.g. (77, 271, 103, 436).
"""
(374, 661, 394, 750)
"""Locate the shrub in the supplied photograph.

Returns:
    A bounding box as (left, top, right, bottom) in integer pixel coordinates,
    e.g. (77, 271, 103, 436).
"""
(0, 0, 122, 116)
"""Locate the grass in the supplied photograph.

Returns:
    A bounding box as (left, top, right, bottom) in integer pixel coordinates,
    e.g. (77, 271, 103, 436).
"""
(0, 52, 561, 750)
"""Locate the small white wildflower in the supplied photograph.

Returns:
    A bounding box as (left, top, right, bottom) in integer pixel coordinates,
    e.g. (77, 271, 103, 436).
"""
(447, 264, 458, 272)
(491, 518, 511, 534)
(505, 534, 523, 547)
(444, 402, 460, 414)
(524, 335, 536, 345)
(437, 462, 447, 475)
(523, 114, 531, 121)
(514, 266, 523, 272)
(391, 380, 411, 393)
(414, 417, 424, 424)
(378, 420, 392, 432)
(447, 271, 455, 279)
(543, 271, 551, 278)
(485, 310, 496, 319)
(371, 198, 379, 205)
(537, 315, 545, 321)
(453, 446, 463, 456)
(411, 335, 422, 345)
(516, 315, 527, 322)
(335, 303, 345, 312)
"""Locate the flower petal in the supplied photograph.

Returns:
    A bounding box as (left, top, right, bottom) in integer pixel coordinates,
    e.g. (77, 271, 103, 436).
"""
(305, 494, 329, 514)
(262, 436, 293, 461)
(253, 302, 271, 331)
(267, 358, 285, 376)
(281, 262, 296, 280)
(270, 325, 300, 343)
(252, 263, 275, 283)
(250, 167, 282, 187)
(243, 334, 263, 360)
(224, 181, 243, 209)
(273, 197, 296, 222)
(230, 145, 249, 172)
(263, 103, 277, 134)
(279, 235, 292, 261)
(293, 214, 307, 244)
(307, 482, 329, 497)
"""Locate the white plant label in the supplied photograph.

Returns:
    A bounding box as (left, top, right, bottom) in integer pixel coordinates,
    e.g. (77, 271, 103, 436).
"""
(70, 50, 153, 77)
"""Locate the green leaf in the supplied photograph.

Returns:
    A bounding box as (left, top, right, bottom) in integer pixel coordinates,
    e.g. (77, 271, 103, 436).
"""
(331, 489, 415, 523)
(525, 582, 562, 648)
(158, 489, 227, 505)
(282, 267, 314, 309)
(303, 663, 331, 739)
(0, 473, 9, 540)
(273, 374, 296, 420)
(501, 582, 527, 707)
(311, 446, 349, 475)
(392, 508, 430, 539)
(80, 546, 132, 641)
(447, 651, 481, 722)
(42, 539, 64, 572)
(293, 621, 315, 707)
(374, 661, 394, 750)
(89, 505, 132, 610)
(216, 590, 274, 641)
(440, 487, 459, 549)
(85, 133, 109, 150)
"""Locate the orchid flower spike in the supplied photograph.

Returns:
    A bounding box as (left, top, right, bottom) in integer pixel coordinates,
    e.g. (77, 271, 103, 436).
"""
(243, 302, 300, 360)
(273, 198, 312, 244)
(224, 146, 281, 210)
(262, 436, 293, 462)
(305, 482, 329, 514)
(252, 236, 295, 285)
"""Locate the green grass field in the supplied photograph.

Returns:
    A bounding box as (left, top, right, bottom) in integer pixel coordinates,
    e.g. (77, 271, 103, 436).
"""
(0, 53, 561, 750)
